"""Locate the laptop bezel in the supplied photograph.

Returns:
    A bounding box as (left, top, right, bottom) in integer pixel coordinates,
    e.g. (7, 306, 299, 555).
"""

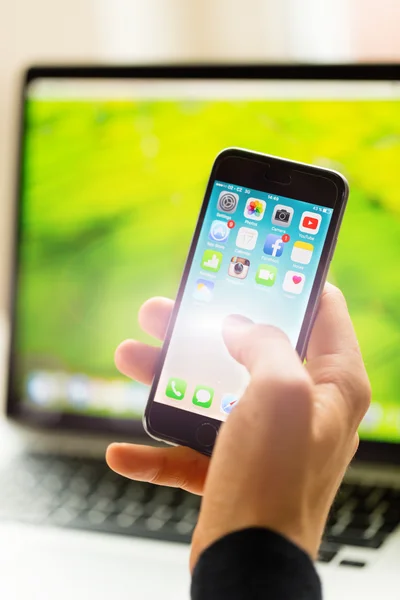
(6, 63, 400, 462)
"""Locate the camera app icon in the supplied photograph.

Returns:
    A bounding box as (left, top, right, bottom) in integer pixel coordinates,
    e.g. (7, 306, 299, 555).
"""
(217, 191, 239, 214)
(228, 256, 250, 279)
(271, 204, 294, 227)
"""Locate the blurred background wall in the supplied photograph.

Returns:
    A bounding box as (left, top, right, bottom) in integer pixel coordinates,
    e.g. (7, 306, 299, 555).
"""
(0, 0, 399, 312)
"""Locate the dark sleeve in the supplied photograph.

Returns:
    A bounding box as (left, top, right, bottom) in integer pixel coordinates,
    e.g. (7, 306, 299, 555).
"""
(191, 528, 322, 600)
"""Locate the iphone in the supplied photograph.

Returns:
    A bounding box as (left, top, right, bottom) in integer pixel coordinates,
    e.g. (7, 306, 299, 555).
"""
(144, 149, 349, 455)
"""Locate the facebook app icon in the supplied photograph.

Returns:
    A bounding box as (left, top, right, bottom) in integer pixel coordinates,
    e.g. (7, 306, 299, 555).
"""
(263, 234, 284, 257)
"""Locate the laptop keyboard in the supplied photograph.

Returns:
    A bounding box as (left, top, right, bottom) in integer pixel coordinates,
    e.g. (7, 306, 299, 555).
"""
(1, 454, 400, 563)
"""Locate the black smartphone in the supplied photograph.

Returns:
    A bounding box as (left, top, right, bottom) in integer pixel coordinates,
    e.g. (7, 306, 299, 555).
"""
(144, 148, 348, 455)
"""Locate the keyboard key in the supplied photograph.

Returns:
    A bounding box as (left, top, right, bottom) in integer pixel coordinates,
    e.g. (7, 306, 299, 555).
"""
(347, 513, 371, 530)
(69, 477, 91, 496)
(381, 488, 400, 502)
(327, 530, 385, 549)
(118, 501, 144, 519)
(152, 505, 173, 521)
(382, 508, 400, 525)
(2, 454, 398, 550)
(339, 559, 366, 568)
(146, 516, 168, 532)
(352, 485, 375, 499)
(317, 549, 338, 563)
(334, 484, 355, 507)
(116, 513, 138, 528)
(49, 507, 80, 526)
(379, 521, 399, 534)
(123, 484, 148, 502)
(89, 497, 116, 514)
(62, 493, 89, 511)
(175, 520, 196, 536)
(87, 510, 108, 525)
(174, 500, 201, 521)
(96, 481, 119, 499)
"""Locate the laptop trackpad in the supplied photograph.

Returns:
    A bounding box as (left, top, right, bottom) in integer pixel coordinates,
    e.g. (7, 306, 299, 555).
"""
(0, 523, 190, 600)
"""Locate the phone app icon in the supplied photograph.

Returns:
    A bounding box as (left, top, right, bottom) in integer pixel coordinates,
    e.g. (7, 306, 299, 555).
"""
(243, 198, 266, 221)
(282, 271, 305, 294)
(228, 256, 250, 279)
(193, 279, 214, 302)
(209, 220, 230, 243)
(299, 211, 321, 234)
(291, 241, 314, 264)
(217, 191, 238, 214)
(221, 394, 239, 415)
(201, 250, 223, 272)
(236, 227, 258, 250)
(165, 377, 187, 400)
(255, 264, 277, 286)
(192, 385, 214, 408)
(271, 204, 294, 227)
(263, 234, 284, 257)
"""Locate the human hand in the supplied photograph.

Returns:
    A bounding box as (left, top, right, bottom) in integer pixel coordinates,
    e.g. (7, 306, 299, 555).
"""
(106, 284, 370, 565)
(107, 296, 210, 496)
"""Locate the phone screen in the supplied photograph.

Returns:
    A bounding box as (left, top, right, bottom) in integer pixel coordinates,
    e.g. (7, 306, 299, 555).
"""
(153, 180, 334, 421)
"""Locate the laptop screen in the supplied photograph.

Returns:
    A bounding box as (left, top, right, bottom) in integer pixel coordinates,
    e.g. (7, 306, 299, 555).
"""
(12, 74, 400, 444)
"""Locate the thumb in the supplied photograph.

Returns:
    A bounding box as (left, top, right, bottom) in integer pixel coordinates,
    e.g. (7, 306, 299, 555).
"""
(191, 317, 315, 567)
(222, 315, 309, 390)
(220, 314, 313, 457)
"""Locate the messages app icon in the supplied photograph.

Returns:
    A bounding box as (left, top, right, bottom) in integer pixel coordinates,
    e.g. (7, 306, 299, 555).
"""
(192, 385, 214, 408)
(201, 250, 222, 272)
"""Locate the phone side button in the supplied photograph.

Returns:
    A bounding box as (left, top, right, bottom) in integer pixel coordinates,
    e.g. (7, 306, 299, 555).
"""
(195, 423, 217, 448)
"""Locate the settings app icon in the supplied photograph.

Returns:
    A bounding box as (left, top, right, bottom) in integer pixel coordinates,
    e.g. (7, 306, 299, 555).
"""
(217, 191, 238, 214)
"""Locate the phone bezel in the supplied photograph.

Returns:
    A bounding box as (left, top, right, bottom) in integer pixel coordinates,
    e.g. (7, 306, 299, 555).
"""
(144, 148, 349, 455)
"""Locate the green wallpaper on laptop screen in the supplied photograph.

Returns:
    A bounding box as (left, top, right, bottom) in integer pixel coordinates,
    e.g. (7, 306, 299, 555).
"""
(16, 97, 400, 440)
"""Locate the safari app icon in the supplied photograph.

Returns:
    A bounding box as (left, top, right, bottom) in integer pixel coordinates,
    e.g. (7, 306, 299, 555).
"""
(221, 394, 238, 415)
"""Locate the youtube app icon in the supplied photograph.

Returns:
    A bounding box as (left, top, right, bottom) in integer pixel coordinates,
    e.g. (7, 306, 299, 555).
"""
(303, 216, 318, 229)
(299, 211, 322, 234)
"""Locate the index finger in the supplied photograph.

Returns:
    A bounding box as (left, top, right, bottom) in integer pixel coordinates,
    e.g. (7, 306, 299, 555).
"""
(307, 283, 361, 360)
(307, 283, 371, 419)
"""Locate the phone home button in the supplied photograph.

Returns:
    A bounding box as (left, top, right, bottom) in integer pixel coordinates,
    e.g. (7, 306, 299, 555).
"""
(195, 423, 217, 448)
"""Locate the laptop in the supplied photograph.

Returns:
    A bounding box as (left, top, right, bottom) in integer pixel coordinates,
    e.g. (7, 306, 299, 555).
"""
(1, 64, 400, 600)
